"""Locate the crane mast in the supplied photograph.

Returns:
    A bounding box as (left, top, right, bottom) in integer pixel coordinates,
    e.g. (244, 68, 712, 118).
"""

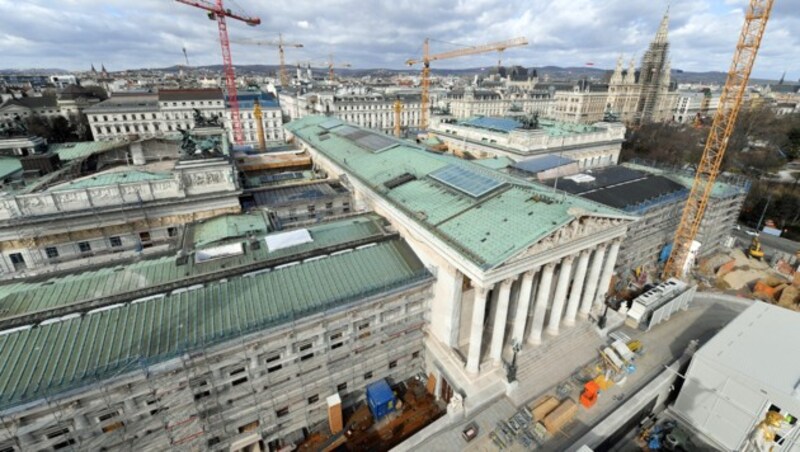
(175, 0, 260, 145)
(406, 37, 527, 130)
(662, 0, 774, 279)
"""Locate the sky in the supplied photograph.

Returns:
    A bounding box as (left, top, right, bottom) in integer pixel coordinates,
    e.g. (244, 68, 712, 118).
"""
(0, 0, 798, 80)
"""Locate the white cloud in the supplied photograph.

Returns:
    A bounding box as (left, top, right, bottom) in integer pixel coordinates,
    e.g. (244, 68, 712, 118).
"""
(0, 0, 796, 79)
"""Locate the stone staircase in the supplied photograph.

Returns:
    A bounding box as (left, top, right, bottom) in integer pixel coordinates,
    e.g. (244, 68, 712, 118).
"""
(508, 321, 606, 405)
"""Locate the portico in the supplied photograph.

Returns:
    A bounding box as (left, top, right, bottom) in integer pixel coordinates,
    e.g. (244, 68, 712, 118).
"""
(284, 115, 637, 405)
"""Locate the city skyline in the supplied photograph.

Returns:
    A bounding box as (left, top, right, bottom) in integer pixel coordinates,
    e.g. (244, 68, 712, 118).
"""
(1, 0, 798, 79)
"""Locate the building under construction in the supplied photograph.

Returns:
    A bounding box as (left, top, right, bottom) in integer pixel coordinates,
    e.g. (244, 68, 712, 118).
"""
(0, 214, 433, 451)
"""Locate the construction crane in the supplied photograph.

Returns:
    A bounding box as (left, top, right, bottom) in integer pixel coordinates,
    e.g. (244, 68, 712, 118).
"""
(327, 54, 351, 82)
(393, 99, 403, 137)
(175, 0, 260, 145)
(253, 98, 266, 151)
(662, 0, 774, 279)
(231, 34, 304, 88)
(406, 37, 528, 130)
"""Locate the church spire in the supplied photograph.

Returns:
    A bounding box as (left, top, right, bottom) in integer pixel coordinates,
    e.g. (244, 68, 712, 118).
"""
(654, 6, 670, 45)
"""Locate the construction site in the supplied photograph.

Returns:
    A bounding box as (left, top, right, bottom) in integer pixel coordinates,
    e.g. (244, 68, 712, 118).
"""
(0, 0, 795, 451)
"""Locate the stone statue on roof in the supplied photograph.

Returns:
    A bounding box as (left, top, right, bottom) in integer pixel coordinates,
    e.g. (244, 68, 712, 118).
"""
(178, 128, 222, 160)
(193, 108, 222, 128)
(0, 114, 28, 138)
(520, 112, 539, 130)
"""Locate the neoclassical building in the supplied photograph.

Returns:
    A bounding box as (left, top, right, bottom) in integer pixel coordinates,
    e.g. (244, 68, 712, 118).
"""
(286, 116, 637, 403)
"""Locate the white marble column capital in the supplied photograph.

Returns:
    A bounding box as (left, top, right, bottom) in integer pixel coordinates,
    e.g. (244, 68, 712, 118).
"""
(561, 255, 576, 265)
(500, 278, 515, 290)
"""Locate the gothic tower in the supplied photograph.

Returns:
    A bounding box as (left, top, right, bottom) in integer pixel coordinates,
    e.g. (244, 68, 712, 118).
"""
(634, 8, 671, 125)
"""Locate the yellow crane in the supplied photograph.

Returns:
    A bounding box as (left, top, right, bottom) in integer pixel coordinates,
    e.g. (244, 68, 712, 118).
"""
(394, 98, 403, 137)
(662, 0, 774, 279)
(231, 33, 303, 88)
(405, 37, 528, 130)
(327, 54, 351, 81)
(253, 98, 266, 151)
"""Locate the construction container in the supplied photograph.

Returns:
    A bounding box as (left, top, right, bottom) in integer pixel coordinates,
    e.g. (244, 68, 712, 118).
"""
(366, 380, 396, 421)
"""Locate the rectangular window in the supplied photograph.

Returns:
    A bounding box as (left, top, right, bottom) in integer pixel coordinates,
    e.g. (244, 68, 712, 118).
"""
(139, 231, 151, 242)
(308, 394, 319, 404)
(364, 371, 373, 380)
(337, 382, 347, 392)
(45, 247, 59, 258)
(276, 407, 289, 418)
(412, 351, 420, 359)
(78, 241, 91, 253)
(167, 227, 177, 237)
(109, 236, 122, 247)
(389, 360, 397, 369)
(325, 202, 334, 209)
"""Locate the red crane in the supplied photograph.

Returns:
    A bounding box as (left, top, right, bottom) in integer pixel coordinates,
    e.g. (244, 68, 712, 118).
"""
(175, 0, 260, 145)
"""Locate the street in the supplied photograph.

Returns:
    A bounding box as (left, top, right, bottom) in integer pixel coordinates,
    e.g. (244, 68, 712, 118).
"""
(732, 228, 800, 259)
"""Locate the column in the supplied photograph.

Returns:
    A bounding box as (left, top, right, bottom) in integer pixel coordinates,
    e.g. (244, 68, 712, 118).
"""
(579, 245, 607, 317)
(528, 263, 555, 345)
(489, 279, 514, 365)
(594, 240, 621, 310)
(466, 284, 491, 375)
(511, 268, 538, 346)
(449, 270, 464, 348)
(546, 256, 574, 336)
(564, 250, 590, 327)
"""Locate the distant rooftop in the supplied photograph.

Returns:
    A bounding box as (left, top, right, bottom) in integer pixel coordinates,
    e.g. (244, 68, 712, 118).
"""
(158, 88, 223, 102)
(457, 116, 602, 137)
(49, 140, 128, 161)
(85, 96, 159, 113)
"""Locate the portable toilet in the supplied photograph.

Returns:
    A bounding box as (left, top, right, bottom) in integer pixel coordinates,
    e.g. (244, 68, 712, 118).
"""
(366, 379, 396, 421)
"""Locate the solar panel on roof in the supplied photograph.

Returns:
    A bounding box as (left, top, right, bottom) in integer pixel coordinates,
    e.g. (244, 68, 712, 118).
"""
(429, 165, 506, 198)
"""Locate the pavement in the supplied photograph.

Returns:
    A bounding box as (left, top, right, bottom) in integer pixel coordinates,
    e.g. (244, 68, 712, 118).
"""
(409, 294, 750, 452)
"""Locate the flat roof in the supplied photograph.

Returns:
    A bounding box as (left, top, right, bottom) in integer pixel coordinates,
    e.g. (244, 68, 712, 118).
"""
(695, 302, 800, 397)
(192, 213, 270, 248)
(0, 158, 22, 180)
(252, 181, 348, 207)
(49, 141, 129, 161)
(286, 116, 631, 270)
(514, 155, 575, 174)
(0, 238, 429, 410)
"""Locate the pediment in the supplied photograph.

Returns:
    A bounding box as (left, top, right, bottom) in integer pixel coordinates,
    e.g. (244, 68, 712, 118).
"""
(505, 214, 624, 265)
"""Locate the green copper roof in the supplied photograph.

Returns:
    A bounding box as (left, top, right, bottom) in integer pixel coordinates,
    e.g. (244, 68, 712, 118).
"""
(287, 116, 627, 269)
(48, 170, 172, 191)
(0, 239, 429, 409)
(0, 158, 22, 180)
(192, 213, 270, 248)
(0, 214, 386, 321)
(473, 157, 515, 170)
(49, 141, 128, 161)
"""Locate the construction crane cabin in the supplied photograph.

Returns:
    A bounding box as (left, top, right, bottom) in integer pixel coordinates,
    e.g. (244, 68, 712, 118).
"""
(406, 37, 528, 131)
(662, 0, 774, 279)
(175, 0, 261, 145)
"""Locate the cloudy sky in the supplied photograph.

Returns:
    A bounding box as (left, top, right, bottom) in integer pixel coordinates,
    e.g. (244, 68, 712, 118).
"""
(1, 0, 797, 80)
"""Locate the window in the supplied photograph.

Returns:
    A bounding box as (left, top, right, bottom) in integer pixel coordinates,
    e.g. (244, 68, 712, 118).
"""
(276, 407, 289, 418)
(364, 371, 373, 380)
(109, 236, 122, 247)
(45, 247, 59, 258)
(337, 382, 347, 392)
(139, 231, 151, 242)
(389, 360, 397, 369)
(412, 351, 420, 359)
(308, 394, 319, 404)
(325, 202, 334, 210)
(307, 205, 316, 213)
(167, 227, 177, 237)
(78, 241, 91, 253)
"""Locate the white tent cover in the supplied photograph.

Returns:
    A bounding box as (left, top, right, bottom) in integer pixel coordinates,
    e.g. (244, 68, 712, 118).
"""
(195, 242, 244, 263)
(265, 228, 313, 252)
